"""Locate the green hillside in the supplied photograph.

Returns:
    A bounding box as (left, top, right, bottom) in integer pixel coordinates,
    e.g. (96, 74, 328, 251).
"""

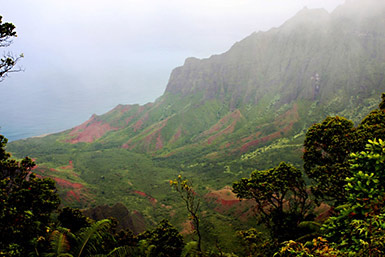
(6, 0, 385, 251)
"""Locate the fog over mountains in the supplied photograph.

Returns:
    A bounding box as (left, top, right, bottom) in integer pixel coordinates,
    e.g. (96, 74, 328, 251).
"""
(49, 0, 385, 158)
(0, 0, 344, 141)
(4, 1, 385, 255)
(8, 0, 385, 211)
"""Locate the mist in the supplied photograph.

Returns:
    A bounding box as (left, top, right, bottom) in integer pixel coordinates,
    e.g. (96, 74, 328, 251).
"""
(0, 0, 345, 140)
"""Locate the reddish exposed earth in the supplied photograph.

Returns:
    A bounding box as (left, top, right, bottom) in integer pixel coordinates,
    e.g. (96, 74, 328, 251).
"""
(33, 166, 89, 204)
(66, 190, 81, 202)
(206, 109, 242, 134)
(134, 190, 158, 205)
(125, 115, 135, 124)
(59, 160, 73, 170)
(54, 177, 84, 189)
(67, 115, 118, 143)
(205, 186, 256, 221)
(205, 110, 243, 144)
(239, 104, 299, 153)
(169, 128, 182, 144)
(180, 220, 194, 235)
(133, 119, 144, 132)
(156, 133, 163, 150)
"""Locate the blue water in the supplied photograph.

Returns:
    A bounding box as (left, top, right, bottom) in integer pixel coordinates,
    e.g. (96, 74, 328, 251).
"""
(0, 70, 167, 142)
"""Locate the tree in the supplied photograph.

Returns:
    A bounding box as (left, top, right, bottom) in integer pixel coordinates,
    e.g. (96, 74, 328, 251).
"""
(233, 162, 313, 243)
(0, 135, 61, 256)
(170, 175, 202, 254)
(138, 219, 185, 257)
(356, 93, 385, 149)
(58, 207, 90, 234)
(0, 15, 23, 81)
(322, 139, 385, 255)
(303, 116, 358, 204)
(304, 95, 385, 205)
(277, 139, 385, 256)
(237, 228, 271, 257)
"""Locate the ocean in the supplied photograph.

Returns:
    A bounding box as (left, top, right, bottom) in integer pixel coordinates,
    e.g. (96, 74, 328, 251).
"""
(0, 74, 164, 142)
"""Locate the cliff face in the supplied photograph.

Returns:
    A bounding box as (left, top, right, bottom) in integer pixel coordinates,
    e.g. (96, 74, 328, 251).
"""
(7, 0, 385, 218)
(70, 0, 385, 157)
(164, 1, 385, 107)
(11, 0, 385, 159)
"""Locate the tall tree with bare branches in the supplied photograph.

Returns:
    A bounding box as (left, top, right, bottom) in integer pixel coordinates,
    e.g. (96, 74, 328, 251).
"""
(0, 15, 23, 82)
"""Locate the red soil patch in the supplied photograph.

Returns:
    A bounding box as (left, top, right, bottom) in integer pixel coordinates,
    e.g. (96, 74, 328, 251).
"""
(122, 142, 138, 150)
(138, 104, 152, 113)
(54, 177, 84, 189)
(35, 174, 43, 179)
(66, 190, 81, 202)
(206, 110, 242, 144)
(206, 186, 239, 201)
(134, 190, 147, 197)
(223, 142, 232, 149)
(241, 131, 262, 143)
(180, 220, 194, 235)
(274, 104, 299, 127)
(125, 115, 135, 124)
(207, 121, 236, 144)
(118, 105, 132, 113)
(133, 119, 144, 132)
(67, 115, 118, 143)
(156, 133, 163, 150)
(132, 113, 149, 132)
(239, 104, 299, 152)
(142, 118, 169, 151)
(59, 160, 74, 170)
(206, 110, 241, 133)
(218, 141, 232, 150)
(206, 110, 241, 134)
(104, 104, 133, 117)
(169, 128, 182, 144)
(217, 199, 241, 206)
(30, 167, 89, 205)
(134, 190, 158, 206)
(126, 116, 170, 151)
(205, 186, 256, 221)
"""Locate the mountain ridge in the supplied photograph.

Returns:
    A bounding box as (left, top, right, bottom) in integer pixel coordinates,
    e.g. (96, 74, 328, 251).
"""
(7, 0, 385, 214)
(58, 0, 385, 158)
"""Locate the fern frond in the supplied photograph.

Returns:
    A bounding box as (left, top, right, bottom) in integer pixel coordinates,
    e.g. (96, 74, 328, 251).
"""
(45, 228, 72, 257)
(72, 219, 112, 257)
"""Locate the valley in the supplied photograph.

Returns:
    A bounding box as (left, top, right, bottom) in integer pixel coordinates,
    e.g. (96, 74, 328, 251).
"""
(3, 0, 385, 255)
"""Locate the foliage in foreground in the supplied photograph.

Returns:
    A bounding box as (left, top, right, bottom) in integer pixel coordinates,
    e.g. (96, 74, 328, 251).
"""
(277, 139, 385, 256)
(233, 162, 313, 243)
(0, 135, 60, 256)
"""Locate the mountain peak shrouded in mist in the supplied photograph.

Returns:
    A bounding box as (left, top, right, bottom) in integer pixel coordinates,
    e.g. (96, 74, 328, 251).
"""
(164, 0, 384, 106)
(10, 0, 385, 160)
(6, 0, 385, 225)
(334, 0, 385, 17)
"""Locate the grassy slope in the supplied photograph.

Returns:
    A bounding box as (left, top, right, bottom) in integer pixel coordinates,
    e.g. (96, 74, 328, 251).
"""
(6, 0, 385, 251)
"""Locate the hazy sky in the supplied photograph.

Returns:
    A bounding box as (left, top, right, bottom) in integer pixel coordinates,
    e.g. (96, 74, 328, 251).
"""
(0, 0, 345, 140)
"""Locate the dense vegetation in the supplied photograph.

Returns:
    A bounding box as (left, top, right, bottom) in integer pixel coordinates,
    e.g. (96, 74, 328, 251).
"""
(3, 1, 385, 255)
(2, 94, 385, 256)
